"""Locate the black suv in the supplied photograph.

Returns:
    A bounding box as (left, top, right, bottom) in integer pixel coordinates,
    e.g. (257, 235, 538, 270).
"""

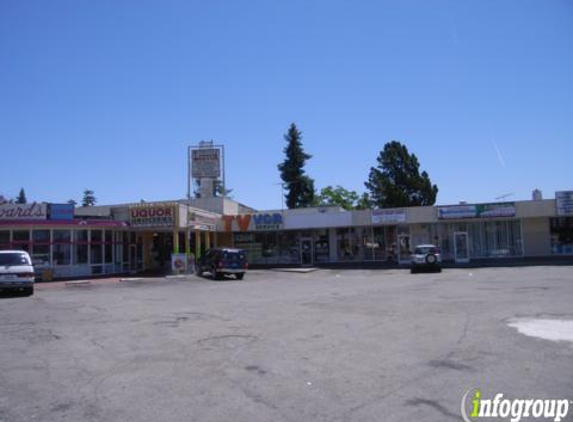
(197, 248, 248, 280)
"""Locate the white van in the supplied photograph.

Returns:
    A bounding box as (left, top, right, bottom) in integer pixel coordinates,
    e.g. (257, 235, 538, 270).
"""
(0, 250, 35, 296)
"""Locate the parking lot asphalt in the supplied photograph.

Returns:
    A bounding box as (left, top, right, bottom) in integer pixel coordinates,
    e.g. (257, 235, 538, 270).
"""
(1, 267, 572, 422)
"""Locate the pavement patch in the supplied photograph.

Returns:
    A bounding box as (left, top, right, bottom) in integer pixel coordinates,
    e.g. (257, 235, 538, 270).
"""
(271, 267, 319, 273)
(64, 280, 91, 286)
(508, 318, 573, 344)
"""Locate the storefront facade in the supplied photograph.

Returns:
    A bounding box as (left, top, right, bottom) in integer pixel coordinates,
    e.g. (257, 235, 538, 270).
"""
(0, 201, 219, 278)
(217, 196, 573, 266)
(0, 193, 571, 277)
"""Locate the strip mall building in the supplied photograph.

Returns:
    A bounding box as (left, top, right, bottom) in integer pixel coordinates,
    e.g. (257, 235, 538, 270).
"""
(0, 192, 572, 278)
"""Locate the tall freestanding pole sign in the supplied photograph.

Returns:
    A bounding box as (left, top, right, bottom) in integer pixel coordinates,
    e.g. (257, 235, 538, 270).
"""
(187, 141, 225, 200)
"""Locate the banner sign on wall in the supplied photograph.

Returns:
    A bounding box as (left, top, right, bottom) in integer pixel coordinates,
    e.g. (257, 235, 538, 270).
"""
(371, 209, 406, 224)
(191, 148, 221, 178)
(476, 203, 516, 218)
(130, 205, 175, 227)
(48, 204, 75, 220)
(0, 203, 47, 221)
(556, 191, 573, 216)
(437, 205, 476, 219)
(438, 203, 516, 219)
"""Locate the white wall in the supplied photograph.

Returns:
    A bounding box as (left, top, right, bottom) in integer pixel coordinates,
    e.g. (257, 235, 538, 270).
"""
(284, 211, 352, 230)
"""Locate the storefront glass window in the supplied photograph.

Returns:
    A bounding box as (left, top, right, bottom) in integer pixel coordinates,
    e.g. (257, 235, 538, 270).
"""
(53, 230, 71, 242)
(233, 233, 260, 264)
(337, 228, 362, 261)
(51, 230, 71, 265)
(371, 227, 386, 261)
(362, 227, 375, 261)
(448, 220, 522, 258)
(12, 230, 30, 251)
(91, 230, 103, 243)
(12, 230, 29, 242)
(550, 218, 573, 255)
(32, 230, 50, 242)
(265, 232, 279, 264)
(91, 244, 103, 264)
(277, 231, 299, 264)
(0, 230, 9, 248)
(314, 229, 330, 263)
(469, 221, 522, 258)
(31, 230, 50, 266)
(75, 230, 88, 242)
(53, 244, 71, 265)
(105, 243, 113, 263)
(76, 244, 88, 264)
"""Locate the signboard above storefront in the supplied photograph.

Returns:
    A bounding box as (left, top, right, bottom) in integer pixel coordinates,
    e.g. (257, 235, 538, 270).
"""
(130, 205, 175, 227)
(556, 191, 573, 216)
(187, 211, 218, 230)
(222, 213, 284, 232)
(0, 203, 47, 221)
(371, 209, 406, 224)
(191, 148, 221, 178)
(438, 203, 516, 219)
(48, 204, 74, 220)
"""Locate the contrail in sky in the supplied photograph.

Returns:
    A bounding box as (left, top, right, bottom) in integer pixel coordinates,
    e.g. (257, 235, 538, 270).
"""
(492, 140, 506, 168)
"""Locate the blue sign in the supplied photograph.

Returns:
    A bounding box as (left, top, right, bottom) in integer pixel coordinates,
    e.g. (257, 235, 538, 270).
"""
(49, 204, 75, 220)
(252, 213, 283, 230)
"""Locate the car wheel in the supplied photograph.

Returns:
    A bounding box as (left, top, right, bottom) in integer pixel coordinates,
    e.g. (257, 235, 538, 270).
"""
(25, 286, 34, 296)
(211, 267, 219, 280)
(236, 273, 244, 280)
(425, 254, 437, 265)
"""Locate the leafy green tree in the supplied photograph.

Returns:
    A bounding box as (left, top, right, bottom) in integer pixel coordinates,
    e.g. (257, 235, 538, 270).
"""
(356, 192, 372, 210)
(316, 186, 359, 210)
(67, 199, 77, 207)
(16, 188, 27, 204)
(278, 123, 315, 208)
(365, 141, 438, 208)
(82, 189, 97, 207)
(192, 179, 233, 199)
(213, 180, 233, 198)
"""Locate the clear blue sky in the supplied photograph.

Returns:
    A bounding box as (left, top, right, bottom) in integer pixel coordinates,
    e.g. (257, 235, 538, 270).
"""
(1, 0, 571, 210)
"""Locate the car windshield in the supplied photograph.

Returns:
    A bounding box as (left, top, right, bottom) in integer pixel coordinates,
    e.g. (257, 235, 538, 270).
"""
(223, 251, 245, 261)
(0, 253, 31, 266)
(414, 246, 437, 255)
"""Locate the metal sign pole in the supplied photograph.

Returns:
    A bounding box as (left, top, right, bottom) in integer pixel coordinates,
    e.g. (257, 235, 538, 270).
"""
(222, 144, 226, 199)
(187, 145, 191, 200)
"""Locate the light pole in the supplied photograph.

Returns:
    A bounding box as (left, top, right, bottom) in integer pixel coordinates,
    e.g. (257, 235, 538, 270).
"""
(274, 180, 301, 211)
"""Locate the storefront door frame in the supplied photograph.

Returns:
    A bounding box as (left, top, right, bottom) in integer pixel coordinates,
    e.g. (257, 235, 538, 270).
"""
(300, 237, 314, 267)
(397, 234, 411, 264)
(454, 231, 470, 263)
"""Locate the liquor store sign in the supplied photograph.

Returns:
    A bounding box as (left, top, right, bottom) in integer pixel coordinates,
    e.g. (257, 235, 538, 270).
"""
(130, 205, 175, 227)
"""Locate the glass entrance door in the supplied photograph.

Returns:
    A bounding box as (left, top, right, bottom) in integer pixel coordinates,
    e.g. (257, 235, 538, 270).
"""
(398, 234, 411, 264)
(454, 232, 470, 263)
(300, 238, 313, 266)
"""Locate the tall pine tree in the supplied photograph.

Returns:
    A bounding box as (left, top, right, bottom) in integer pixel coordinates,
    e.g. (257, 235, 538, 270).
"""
(278, 123, 315, 209)
(365, 141, 438, 208)
(16, 188, 27, 204)
(82, 189, 97, 207)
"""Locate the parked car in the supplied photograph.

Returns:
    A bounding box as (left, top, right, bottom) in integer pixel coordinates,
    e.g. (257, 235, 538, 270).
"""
(410, 244, 441, 273)
(197, 248, 248, 280)
(0, 250, 35, 296)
